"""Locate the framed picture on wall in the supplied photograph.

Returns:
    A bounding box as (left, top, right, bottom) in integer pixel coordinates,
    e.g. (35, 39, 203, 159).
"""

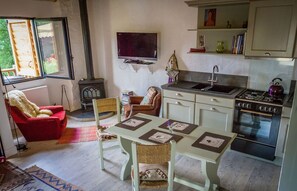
(204, 9, 216, 27)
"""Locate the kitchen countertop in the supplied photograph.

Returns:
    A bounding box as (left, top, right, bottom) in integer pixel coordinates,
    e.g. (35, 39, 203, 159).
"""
(283, 93, 294, 108)
(161, 81, 245, 99)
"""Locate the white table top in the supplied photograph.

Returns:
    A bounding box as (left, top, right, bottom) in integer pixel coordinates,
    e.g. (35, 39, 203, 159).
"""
(107, 113, 237, 164)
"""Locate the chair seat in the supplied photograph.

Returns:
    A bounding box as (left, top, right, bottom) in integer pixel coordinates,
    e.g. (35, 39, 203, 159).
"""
(96, 126, 117, 141)
(131, 167, 168, 189)
(52, 110, 66, 121)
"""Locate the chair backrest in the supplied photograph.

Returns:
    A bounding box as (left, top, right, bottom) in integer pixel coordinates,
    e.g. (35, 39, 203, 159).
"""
(92, 97, 121, 127)
(132, 140, 176, 188)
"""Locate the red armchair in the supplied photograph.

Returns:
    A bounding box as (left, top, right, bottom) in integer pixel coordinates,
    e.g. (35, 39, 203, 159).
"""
(124, 87, 161, 118)
(5, 100, 67, 142)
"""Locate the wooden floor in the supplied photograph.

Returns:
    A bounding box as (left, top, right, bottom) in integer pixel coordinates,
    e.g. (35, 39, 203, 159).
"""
(8, 117, 281, 191)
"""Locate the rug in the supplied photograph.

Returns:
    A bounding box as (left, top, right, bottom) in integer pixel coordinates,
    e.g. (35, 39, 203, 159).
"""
(57, 126, 98, 144)
(12, 165, 83, 191)
(0, 161, 32, 190)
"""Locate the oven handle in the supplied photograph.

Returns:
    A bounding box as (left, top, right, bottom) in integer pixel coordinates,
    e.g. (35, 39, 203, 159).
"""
(240, 109, 273, 117)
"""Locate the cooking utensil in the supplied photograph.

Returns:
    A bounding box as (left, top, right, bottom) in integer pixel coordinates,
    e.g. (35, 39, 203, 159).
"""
(268, 78, 284, 98)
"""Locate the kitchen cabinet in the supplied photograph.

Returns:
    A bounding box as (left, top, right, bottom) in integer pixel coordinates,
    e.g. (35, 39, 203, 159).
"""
(195, 94, 234, 132)
(195, 4, 249, 54)
(275, 107, 291, 158)
(162, 90, 195, 123)
(186, 1, 249, 54)
(245, 0, 297, 58)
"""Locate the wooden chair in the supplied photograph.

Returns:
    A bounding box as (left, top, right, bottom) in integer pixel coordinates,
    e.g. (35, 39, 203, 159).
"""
(92, 97, 121, 170)
(131, 140, 176, 191)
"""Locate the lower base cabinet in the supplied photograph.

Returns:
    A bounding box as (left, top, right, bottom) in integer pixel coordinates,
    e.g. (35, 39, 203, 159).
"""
(195, 103, 234, 132)
(163, 97, 195, 123)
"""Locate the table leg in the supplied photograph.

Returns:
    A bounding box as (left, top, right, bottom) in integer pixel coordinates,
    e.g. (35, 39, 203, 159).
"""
(119, 136, 133, 181)
(201, 160, 220, 191)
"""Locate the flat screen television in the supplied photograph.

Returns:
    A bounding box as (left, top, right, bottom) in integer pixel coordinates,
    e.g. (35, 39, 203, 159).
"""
(117, 32, 158, 60)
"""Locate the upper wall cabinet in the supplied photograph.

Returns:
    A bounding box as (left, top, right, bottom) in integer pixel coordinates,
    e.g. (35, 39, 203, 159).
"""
(186, 0, 249, 54)
(245, 0, 297, 58)
(185, 0, 248, 7)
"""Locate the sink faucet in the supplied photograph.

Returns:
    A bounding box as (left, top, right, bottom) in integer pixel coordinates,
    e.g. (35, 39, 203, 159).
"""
(208, 65, 219, 86)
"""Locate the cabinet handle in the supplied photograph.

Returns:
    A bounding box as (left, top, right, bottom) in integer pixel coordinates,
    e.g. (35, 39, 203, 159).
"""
(265, 52, 271, 56)
(175, 101, 180, 105)
(210, 98, 216, 102)
(175, 93, 181, 96)
(210, 107, 216, 111)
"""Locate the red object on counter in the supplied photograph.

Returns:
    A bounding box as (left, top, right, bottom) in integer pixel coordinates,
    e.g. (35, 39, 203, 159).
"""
(189, 47, 206, 53)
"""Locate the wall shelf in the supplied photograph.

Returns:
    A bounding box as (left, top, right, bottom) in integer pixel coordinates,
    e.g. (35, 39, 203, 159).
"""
(127, 63, 154, 74)
(188, 28, 247, 32)
(187, 51, 244, 56)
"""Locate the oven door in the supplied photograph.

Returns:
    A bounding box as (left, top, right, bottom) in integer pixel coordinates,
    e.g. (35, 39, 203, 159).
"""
(233, 108, 280, 146)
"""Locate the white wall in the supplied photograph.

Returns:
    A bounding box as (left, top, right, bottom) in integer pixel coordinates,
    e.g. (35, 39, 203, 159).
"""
(88, 0, 294, 97)
(0, 84, 17, 157)
(0, 0, 61, 17)
(88, 0, 197, 96)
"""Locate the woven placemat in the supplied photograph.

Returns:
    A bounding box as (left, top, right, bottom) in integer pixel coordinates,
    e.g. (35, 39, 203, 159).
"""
(115, 116, 152, 131)
(139, 129, 183, 144)
(159, 119, 198, 134)
(192, 132, 231, 153)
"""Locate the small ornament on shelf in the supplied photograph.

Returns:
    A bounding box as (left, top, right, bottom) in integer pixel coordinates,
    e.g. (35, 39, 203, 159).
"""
(226, 21, 231, 28)
(165, 50, 179, 84)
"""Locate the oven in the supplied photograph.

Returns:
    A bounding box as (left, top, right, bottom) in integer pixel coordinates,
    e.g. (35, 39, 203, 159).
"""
(231, 99, 282, 160)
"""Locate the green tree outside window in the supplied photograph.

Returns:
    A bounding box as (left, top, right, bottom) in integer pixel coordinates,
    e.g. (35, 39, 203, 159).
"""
(0, 19, 14, 71)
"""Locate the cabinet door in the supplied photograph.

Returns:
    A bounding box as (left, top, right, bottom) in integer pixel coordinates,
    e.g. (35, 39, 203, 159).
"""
(163, 98, 195, 123)
(275, 117, 290, 158)
(245, 0, 297, 57)
(195, 103, 234, 132)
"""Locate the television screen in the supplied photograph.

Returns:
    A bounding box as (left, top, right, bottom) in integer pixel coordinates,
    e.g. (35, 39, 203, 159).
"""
(117, 32, 158, 60)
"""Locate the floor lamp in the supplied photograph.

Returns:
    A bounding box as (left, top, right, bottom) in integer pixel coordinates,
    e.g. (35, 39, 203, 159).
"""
(3, 75, 28, 151)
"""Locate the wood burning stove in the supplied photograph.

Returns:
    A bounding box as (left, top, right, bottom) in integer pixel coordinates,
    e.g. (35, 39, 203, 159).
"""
(78, 78, 106, 110)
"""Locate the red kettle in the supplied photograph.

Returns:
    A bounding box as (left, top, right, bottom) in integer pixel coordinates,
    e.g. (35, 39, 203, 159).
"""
(268, 78, 284, 98)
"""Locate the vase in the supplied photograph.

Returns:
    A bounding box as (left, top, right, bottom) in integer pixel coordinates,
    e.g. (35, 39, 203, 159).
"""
(216, 41, 224, 53)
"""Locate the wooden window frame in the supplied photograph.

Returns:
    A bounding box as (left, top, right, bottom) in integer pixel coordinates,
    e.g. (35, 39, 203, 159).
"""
(0, 17, 74, 85)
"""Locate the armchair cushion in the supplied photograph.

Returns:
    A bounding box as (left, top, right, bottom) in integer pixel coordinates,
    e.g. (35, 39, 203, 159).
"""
(130, 96, 144, 104)
(140, 87, 157, 105)
(39, 109, 53, 116)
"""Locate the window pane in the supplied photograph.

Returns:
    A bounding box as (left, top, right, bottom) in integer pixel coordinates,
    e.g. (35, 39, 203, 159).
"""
(0, 19, 41, 84)
(35, 19, 73, 79)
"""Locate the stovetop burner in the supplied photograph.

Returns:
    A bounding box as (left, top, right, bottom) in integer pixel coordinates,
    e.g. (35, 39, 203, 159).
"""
(237, 89, 285, 105)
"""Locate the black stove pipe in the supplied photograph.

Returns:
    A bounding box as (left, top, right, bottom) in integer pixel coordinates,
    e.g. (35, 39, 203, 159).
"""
(79, 0, 94, 80)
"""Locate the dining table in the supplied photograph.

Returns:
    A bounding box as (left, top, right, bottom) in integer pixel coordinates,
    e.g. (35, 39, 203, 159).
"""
(107, 113, 237, 191)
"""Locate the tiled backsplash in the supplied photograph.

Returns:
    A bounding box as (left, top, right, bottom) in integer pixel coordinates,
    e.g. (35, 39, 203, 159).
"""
(178, 70, 248, 88)
(249, 60, 294, 93)
(184, 54, 295, 93)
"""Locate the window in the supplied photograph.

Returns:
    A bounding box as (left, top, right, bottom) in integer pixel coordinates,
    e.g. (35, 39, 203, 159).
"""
(0, 17, 74, 85)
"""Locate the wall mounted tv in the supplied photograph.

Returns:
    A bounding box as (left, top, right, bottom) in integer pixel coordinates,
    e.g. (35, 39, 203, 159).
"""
(117, 32, 158, 61)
